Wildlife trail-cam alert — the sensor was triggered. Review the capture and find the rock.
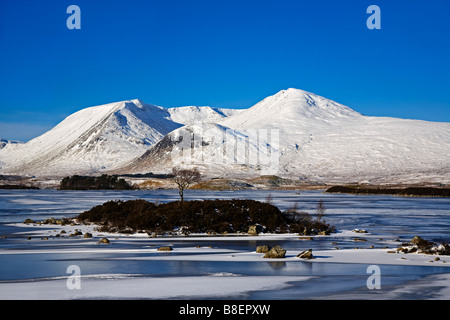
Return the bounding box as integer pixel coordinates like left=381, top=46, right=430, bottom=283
left=43, top=218, right=57, bottom=225
left=72, top=230, right=83, bottom=236
left=297, top=249, right=314, bottom=259
left=410, top=235, right=433, bottom=248
left=263, top=245, right=286, bottom=258
left=437, top=243, right=450, bottom=255
left=84, top=232, right=92, bottom=238
left=248, top=224, right=264, bottom=236
left=157, top=246, right=173, bottom=251
left=97, top=237, right=110, bottom=244
left=256, top=245, right=271, bottom=253
left=23, top=218, right=35, bottom=224
left=352, top=229, right=368, bottom=233
left=298, top=236, right=313, bottom=240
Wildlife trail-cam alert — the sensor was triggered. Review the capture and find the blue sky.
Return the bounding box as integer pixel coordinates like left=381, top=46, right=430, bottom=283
left=0, top=0, right=449, bottom=141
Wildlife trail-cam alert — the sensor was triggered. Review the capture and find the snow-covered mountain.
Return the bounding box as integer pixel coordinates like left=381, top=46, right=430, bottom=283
left=119, top=89, right=450, bottom=184
left=0, top=99, right=240, bottom=176
left=0, top=139, right=23, bottom=150
left=1, top=88, right=449, bottom=184
left=167, top=106, right=243, bottom=125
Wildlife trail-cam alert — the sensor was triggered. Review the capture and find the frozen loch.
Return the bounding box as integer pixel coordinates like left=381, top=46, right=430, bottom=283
left=0, top=189, right=449, bottom=300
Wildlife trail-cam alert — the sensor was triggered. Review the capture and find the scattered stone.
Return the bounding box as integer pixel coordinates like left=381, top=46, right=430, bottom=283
left=396, top=236, right=450, bottom=256
left=157, top=246, right=173, bottom=251
left=27, top=236, right=31, bottom=240
left=263, top=245, right=286, bottom=259
left=256, top=245, right=271, bottom=253
left=42, top=218, right=57, bottom=225
left=297, top=249, right=314, bottom=259
left=352, top=237, right=367, bottom=242
left=72, top=230, right=83, bottom=236
left=97, top=237, right=110, bottom=244
left=248, top=224, right=264, bottom=236
left=352, top=229, right=368, bottom=233
left=411, top=235, right=433, bottom=248
left=84, top=232, right=92, bottom=238
left=298, top=236, right=313, bottom=240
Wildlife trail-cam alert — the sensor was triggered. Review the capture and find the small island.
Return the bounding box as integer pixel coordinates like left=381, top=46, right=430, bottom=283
left=59, top=174, right=135, bottom=190
left=325, top=185, right=450, bottom=197
left=76, top=198, right=335, bottom=236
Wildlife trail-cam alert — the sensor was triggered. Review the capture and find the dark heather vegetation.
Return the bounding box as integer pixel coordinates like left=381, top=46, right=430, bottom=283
left=76, top=199, right=335, bottom=235
left=60, top=174, right=134, bottom=190
left=326, top=186, right=450, bottom=197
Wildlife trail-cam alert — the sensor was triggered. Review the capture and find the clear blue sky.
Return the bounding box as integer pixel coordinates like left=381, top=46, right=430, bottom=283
left=1, top=0, right=449, bottom=141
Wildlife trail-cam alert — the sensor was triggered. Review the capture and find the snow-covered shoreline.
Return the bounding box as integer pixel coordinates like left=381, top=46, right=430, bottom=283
left=1, top=220, right=450, bottom=300
left=4, top=222, right=449, bottom=267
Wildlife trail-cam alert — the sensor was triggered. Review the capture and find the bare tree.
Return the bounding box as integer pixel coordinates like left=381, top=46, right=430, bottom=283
left=265, top=192, right=273, bottom=205
left=316, top=199, right=326, bottom=222
left=172, top=167, right=201, bottom=203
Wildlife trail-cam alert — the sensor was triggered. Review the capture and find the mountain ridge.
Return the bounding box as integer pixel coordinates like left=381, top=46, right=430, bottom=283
left=0, top=99, right=240, bottom=176
left=1, top=89, right=449, bottom=185
left=115, top=89, right=450, bottom=184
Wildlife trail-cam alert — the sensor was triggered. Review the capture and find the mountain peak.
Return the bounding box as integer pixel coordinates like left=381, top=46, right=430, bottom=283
left=129, top=98, right=145, bottom=106
left=220, top=88, right=361, bottom=130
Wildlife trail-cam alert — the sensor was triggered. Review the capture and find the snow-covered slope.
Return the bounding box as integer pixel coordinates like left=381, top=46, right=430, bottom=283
left=167, top=106, right=243, bottom=125
left=120, top=89, right=450, bottom=184
left=0, top=139, right=23, bottom=150
left=0, top=99, right=180, bottom=175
